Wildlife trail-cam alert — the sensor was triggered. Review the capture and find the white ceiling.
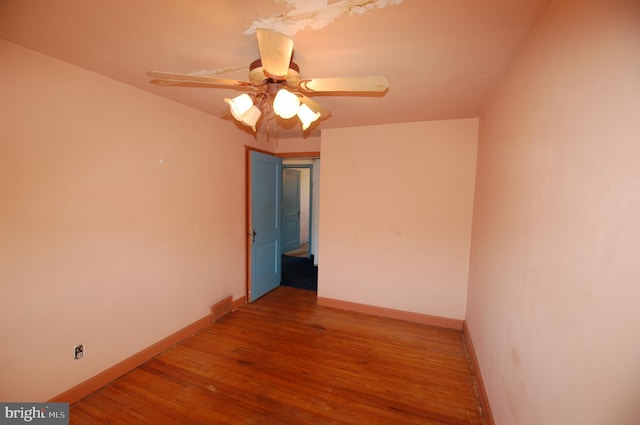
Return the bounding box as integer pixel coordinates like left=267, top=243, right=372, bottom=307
left=0, top=0, right=549, bottom=139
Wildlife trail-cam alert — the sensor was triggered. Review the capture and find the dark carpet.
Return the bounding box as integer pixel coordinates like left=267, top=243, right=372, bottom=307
left=281, top=255, right=318, bottom=291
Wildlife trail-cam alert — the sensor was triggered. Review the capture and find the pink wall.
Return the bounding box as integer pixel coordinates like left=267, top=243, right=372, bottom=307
left=274, top=135, right=321, bottom=154
left=0, top=40, right=264, bottom=401
left=319, top=120, right=478, bottom=320
left=466, top=0, right=640, bottom=423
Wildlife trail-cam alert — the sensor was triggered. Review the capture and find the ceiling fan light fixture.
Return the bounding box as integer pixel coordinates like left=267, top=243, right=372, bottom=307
left=272, top=88, right=300, bottom=119
left=225, top=94, right=261, bottom=132
left=225, top=93, right=254, bottom=120
left=297, top=104, right=321, bottom=131
left=149, top=29, right=391, bottom=136
left=240, top=105, right=262, bottom=132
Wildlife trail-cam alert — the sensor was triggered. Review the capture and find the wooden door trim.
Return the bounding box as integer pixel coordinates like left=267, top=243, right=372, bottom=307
left=276, top=151, right=320, bottom=158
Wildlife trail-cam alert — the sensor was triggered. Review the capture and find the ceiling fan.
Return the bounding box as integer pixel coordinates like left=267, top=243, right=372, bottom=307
left=147, top=28, right=390, bottom=133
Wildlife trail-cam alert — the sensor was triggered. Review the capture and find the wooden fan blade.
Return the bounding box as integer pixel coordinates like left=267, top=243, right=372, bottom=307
left=299, top=94, right=331, bottom=117
left=255, top=28, right=294, bottom=80
left=149, top=80, right=257, bottom=91
left=147, top=71, right=253, bottom=88
left=298, top=75, right=390, bottom=93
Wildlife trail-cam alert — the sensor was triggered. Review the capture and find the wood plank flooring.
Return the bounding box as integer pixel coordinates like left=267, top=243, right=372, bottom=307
left=70, top=287, right=485, bottom=424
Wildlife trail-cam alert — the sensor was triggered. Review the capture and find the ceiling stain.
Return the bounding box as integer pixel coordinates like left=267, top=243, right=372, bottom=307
left=244, top=0, right=405, bottom=37
left=192, top=65, right=249, bottom=77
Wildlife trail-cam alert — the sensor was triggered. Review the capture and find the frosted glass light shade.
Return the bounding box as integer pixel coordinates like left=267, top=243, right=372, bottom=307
left=225, top=94, right=261, bottom=132
left=241, top=105, right=262, bottom=132
left=225, top=94, right=254, bottom=121
left=297, top=104, right=321, bottom=130
left=273, top=89, right=300, bottom=119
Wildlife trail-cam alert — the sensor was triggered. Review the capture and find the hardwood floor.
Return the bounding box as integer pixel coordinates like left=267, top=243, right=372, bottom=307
left=70, top=287, right=485, bottom=424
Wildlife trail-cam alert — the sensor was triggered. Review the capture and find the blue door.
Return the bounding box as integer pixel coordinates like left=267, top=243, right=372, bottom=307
left=281, top=169, right=301, bottom=254
left=249, top=151, right=282, bottom=301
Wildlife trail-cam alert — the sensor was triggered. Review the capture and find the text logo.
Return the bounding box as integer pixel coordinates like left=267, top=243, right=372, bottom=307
left=0, top=403, right=68, bottom=424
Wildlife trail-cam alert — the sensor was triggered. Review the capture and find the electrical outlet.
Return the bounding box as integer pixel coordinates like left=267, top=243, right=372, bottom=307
left=74, top=344, right=84, bottom=360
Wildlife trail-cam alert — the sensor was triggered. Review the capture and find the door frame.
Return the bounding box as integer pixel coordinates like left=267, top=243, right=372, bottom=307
left=244, top=148, right=320, bottom=300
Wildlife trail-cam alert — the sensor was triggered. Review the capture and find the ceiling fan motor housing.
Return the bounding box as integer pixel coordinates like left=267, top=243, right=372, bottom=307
left=249, top=59, right=300, bottom=86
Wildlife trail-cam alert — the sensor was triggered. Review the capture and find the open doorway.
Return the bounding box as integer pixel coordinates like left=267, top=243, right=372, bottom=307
left=245, top=150, right=320, bottom=301
left=281, top=160, right=318, bottom=291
